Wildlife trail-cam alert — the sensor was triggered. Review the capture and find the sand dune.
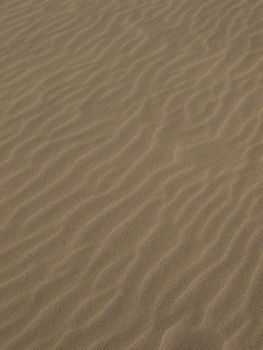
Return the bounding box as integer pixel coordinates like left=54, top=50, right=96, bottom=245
left=0, top=0, right=263, bottom=349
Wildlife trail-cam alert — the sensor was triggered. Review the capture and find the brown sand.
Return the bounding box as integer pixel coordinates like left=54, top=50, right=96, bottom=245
left=0, top=0, right=263, bottom=349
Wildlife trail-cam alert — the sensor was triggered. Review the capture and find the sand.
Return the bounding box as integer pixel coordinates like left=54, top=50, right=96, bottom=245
left=0, top=0, right=263, bottom=349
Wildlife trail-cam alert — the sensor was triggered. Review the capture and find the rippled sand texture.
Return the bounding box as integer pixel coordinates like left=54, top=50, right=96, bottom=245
left=1, top=0, right=263, bottom=349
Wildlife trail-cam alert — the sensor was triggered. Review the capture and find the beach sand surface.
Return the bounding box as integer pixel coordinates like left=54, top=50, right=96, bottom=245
left=0, top=0, right=263, bottom=349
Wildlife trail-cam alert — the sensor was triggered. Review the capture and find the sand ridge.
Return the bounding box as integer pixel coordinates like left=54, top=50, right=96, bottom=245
left=0, top=0, right=263, bottom=349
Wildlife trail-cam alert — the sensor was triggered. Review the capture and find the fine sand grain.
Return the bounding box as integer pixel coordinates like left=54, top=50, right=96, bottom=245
left=1, top=0, right=263, bottom=349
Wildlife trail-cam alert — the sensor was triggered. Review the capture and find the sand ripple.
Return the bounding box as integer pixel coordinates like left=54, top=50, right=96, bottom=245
left=0, top=0, right=263, bottom=349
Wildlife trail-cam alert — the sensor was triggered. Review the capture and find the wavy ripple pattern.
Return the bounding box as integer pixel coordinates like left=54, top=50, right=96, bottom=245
left=0, top=0, right=263, bottom=349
